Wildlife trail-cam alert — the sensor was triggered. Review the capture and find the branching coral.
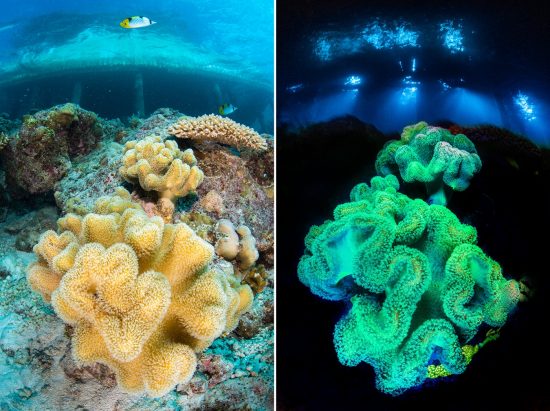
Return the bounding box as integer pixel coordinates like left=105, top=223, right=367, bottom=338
left=27, top=187, right=253, bottom=397
left=298, top=175, right=519, bottom=395
left=119, top=135, right=204, bottom=221
left=168, top=114, right=268, bottom=152
left=375, top=122, right=481, bottom=205
left=215, top=219, right=259, bottom=270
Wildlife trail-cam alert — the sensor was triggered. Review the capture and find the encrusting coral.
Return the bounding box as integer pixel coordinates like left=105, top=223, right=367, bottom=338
left=168, top=114, right=268, bottom=152
left=27, top=187, right=253, bottom=397
left=215, top=219, right=259, bottom=270
left=299, top=155, right=519, bottom=394
left=119, top=135, right=204, bottom=221
left=375, top=121, right=482, bottom=205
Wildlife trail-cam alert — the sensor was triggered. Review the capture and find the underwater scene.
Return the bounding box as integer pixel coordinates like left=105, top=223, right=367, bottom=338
left=0, top=0, right=273, bottom=410
left=278, top=1, right=548, bottom=148
left=277, top=0, right=549, bottom=410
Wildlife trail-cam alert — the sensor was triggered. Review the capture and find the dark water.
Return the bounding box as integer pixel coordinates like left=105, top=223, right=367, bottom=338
left=277, top=0, right=550, bottom=146
left=276, top=117, right=550, bottom=410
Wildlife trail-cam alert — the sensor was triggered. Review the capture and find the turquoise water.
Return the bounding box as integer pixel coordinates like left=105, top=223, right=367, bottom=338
left=0, top=0, right=273, bottom=132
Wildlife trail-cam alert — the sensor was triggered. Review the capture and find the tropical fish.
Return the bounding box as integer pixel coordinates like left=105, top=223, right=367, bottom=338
left=218, top=103, right=237, bottom=116
left=120, top=16, right=157, bottom=29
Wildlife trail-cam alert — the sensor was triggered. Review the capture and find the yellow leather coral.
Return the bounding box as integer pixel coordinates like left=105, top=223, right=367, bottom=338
left=215, top=219, right=259, bottom=270
left=168, top=114, right=268, bottom=152
left=27, top=187, right=253, bottom=397
left=120, top=135, right=204, bottom=201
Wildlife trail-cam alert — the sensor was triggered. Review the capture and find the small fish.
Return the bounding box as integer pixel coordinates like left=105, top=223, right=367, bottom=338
left=120, top=16, right=157, bottom=29
left=218, top=103, right=237, bottom=116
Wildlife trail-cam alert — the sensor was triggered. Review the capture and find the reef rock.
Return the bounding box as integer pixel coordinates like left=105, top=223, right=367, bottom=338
left=190, top=144, right=274, bottom=264
left=2, top=206, right=58, bottom=252
left=1, top=104, right=104, bottom=194
left=54, top=141, right=124, bottom=215
left=121, top=107, right=184, bottom=144
left=0, top=112, right=18, bottom=135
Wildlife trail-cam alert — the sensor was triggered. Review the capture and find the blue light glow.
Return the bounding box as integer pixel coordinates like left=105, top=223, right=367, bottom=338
left=313, top=20, right=419, bottom=61
left=345, top=75, right=362, bottom=86
left=439, top=80, right=451, bottom=91
left=361, top=21, right=419, bottom=49
left=286, top=83, right=304, bottom=94
left=342, top=88, right=359, bottom=97
left=402, top=75, right=420, bottom=86
left=310, top=91, right=359, bottom=119
left=400, top=76, right=420, bottom=104
left=514, top=92, right=536, bottom=121
left=411, top=58, right=416, bottom=72
left=314, top=36, right=332, bottom=61
left=398, top=60, right=403, bottom=71
left=401, top=86, right=417, bottom=100
left=439, top=20, right=464, bottom=53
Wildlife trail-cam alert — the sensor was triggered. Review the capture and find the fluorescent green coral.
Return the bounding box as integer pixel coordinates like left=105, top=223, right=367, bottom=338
left=298, top=175, right=519, bottom=395
left=375, top=122, right=482, bottom=205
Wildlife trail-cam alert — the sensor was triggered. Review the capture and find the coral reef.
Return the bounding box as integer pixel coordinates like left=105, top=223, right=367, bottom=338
left=240, top=264, right=269, bottom=294
left=0, top=105, right=273, bottom=409
left=0, top=112, right=18, bottom=135
left=298, top=120, right=523, bottom=397
left=27, top=188, right=254, bottom=397
left=168, top=114, right=268, bottom=152
left=199, top=190, right=226, bottom=217
left=215, top=219, right=259, bottom=270
left=0, top=133, right=8, bottom=152
left=120, top=135, right=204, bottom=222
left=0, top=170, right=8, bottom=221
left=3, top=206, right=58, bottom=252
left=375, top=121, right=482, bottom=205
left=0, top=218, right=273, bottom=411
left=120, top=135, right=203, bottom=201
left=1, top=104, right=103, bottom=194
left=54, top=141, right=125, bottom=215
left=299, top=174, right=519, bottom=395
left=190, top=144, right=274, bottom=266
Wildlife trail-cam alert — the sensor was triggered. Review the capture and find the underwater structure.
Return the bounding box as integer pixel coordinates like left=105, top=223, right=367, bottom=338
left=298, top=122, right=522, bottom=395
left=0, top=105, right=274, bottom=410
left=278, top=3, right=550, bottom=147
left=0, top=9, right=273, bottom=133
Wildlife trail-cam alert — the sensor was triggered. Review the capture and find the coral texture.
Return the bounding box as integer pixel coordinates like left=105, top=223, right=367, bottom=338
left=375, top=122, right=482, bottom=205
left=120, top=135, right=204, bottom=201
left=54, top=141, right=125, bottom=215
left=1, top=103, right=103, bottom=193
left=190, top=145, right=274, bottom=265
left=27, top=188, right=253, bottom=397
left=0, top=132, right=8, bottom=151
left=215, top=219, right=259, bottom=270
left=298, top=174, right=519, bottom=395
left=168, top=114, right=268, bottom=152
left=0, top=112, right=17, bottom=135
left=3, top=206, right=58, bottom=252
